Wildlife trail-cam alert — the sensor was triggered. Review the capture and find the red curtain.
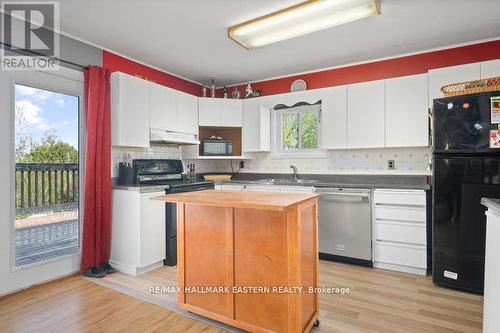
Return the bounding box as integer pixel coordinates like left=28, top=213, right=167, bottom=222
left=80, top=66, right=112, bottom=273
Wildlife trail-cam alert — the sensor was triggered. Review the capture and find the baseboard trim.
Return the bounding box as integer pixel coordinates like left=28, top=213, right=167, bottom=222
left=319, top=253, right=373, bottom=267
left=137, top=262, right=163, bottom=275
left=374, top=261, right=427, bottom=276
left=110, top=260, right=164, bottom=277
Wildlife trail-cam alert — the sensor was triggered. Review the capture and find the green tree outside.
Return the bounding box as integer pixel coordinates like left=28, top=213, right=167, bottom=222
left=282, top=109, right=319, bottom=150
left=20, top=129, right=78, bottom=163
left=16, top=129, right=79, bottom=217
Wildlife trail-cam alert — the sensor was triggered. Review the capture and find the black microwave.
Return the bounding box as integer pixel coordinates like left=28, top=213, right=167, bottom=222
left=202, top=140, right=233, bottom=156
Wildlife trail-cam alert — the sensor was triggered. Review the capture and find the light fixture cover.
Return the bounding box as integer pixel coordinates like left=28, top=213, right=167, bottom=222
left=228, top=0, right=381, bottom=49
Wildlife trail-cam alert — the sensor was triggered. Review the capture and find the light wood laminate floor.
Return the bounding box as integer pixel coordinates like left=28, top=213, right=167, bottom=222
left=0, top=275, right=225, bottom=333
left=0, top=261, right=483, bottom=332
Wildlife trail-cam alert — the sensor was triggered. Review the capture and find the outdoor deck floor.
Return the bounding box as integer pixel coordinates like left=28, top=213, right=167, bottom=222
left=15, top=211, right=79, bottom=266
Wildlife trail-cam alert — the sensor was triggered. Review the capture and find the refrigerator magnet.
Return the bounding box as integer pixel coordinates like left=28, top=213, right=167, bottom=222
left=491, top=96, right=500, bottom=124
left=490, top=129, right=500, bottom=148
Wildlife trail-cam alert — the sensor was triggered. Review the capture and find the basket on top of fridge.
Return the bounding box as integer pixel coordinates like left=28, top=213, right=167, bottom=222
left=441, top=76, right=500, bottom=97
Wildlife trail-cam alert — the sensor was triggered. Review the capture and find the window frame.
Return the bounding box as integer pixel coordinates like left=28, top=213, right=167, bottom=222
left=272, top=103, right=326, bottom=158
left=10, top=67, right=84, bottom=271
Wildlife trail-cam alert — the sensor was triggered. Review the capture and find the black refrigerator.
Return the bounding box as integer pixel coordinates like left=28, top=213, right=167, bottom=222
left=432, top=91, right=500, bottom=294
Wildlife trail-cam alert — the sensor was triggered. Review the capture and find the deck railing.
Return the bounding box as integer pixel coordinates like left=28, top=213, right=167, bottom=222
left=15, top=163, right=79, bottom=217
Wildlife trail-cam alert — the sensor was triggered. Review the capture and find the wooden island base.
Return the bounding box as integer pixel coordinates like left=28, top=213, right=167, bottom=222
left=154, top=190, right=319, bottom=333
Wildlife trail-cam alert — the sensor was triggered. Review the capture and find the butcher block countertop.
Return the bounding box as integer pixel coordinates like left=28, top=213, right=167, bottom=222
left=152, top=189, right=319, bottom=211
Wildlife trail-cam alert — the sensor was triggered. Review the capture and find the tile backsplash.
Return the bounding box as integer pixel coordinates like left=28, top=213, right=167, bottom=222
left=197, top=147, right=432, bottom=175
left=113, top=146, right=431, bottom=178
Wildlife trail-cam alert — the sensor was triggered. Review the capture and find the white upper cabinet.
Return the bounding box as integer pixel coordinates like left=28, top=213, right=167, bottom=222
left=199, top=97, right=243, bottom=127
left=149, top=81, right=177, bottom=132
left=176, top=91, right=198, bottom=135
left=321, top=86, right=347, bottom=149
left=386, top=74, right=429, bottom=147
left=481, top=59, right=500, bottom=78
left=428, top=63, right=481, bottom=107
left=243, top=97, right=271, bottom=152
left=198, top=98, right=221, bottom=126
left=347, top=80, right=385, bottom=149
left=111, top=72, right=150, bottom=148
left=220, top=99, right=243, bottom=126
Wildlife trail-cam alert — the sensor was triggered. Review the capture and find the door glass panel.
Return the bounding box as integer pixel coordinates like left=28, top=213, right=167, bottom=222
left=14, top=84, right=80, bottom=267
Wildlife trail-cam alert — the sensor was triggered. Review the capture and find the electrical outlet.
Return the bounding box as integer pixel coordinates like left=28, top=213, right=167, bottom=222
left=387, top=160, right=395, bottom=170
left=239, top=161, right=244, bottom=169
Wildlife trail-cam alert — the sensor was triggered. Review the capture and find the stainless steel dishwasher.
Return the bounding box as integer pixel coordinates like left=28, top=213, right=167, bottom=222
left=316, top=187, right=372, bottom=266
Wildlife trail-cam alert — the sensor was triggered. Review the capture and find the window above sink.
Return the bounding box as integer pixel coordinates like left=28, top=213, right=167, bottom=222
left=272, top=102, right=327, bottom=159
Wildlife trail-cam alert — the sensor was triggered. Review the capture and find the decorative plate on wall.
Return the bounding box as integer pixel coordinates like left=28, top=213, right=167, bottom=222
left=291, top=79, right=307, bottom=92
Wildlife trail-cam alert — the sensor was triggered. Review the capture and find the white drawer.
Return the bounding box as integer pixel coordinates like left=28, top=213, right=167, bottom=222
left=374, top=221, right=426, bottom=245
left=374, top=189, right=426, bottom=206
left=220, top=185, right=243, bottom=191
left=280, top=186, right=314, bottom=194
left=375, top=205, right=426, bottom=222
left=374, top=241, right=426, bottom=269
left=243, top=185, right=280, bottom=192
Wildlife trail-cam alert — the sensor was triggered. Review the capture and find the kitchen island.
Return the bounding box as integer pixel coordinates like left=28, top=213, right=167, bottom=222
left=153, top=190, right=320, bottom=333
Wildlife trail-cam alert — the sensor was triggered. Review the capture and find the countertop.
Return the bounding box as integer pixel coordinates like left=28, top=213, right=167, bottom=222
left=214, top=173, right=431, bottom=190
left=152, top=189, right=319, bottom=211
left=481, top=198, right=500, bottom=215
left=112, top=174, right=430, bottom=192
left=112, top=184, right=168, bottom=193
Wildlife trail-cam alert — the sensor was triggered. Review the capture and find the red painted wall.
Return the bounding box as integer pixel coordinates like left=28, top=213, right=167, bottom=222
left=102, top=51, right=202, bottom=96
left=218, top=40, right=500, bottom=97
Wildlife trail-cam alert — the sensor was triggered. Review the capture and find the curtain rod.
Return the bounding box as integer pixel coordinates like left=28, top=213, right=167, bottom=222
left=0, top=42, right=86, bottom=70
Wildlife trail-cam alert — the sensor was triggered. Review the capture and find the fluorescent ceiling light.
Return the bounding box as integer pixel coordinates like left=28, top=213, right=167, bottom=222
left=228, top=0, right=381, bottom=49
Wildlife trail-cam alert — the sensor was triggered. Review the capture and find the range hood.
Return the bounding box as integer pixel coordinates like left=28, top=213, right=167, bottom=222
left=150, top=128, right=200, bottom=145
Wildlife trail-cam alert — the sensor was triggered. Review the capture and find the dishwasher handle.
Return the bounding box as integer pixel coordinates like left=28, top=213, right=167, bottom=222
left=319, top=192, right=370, bottom=203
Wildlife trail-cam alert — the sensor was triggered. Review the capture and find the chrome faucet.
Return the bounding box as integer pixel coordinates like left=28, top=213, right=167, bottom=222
left=290, top=165, right=299, bottom=181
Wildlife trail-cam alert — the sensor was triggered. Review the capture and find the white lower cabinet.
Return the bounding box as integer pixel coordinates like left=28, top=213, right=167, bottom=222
left=110, top=190, right=166, bottom=276
left=220, top=184, right=244, bottom=191
left=374, top=241, right=427, bottom=270
left=279, top=186, right=315, bottom=194
left=373, top=189, right=427, bottom=276
left=243, top=184, right=281, bottom=192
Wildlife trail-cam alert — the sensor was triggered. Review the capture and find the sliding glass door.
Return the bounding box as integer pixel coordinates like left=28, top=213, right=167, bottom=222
left=14, top=84, right=81, bottom=267
left=0, top=67, right=83, bottom=295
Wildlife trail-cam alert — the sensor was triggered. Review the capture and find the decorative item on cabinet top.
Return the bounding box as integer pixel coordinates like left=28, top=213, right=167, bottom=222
left=231, top=87, right=241, bottom=99
left=291, top=79, right=307, bottom=92
left=210, top=79, right=216, bottom=98
left=245, top=83, right=261, bottom=98
left=133, top=74, right=155, bottom=83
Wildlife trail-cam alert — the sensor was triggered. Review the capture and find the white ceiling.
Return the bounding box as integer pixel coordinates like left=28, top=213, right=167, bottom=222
left=58, top=0, right=500, bottom=86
